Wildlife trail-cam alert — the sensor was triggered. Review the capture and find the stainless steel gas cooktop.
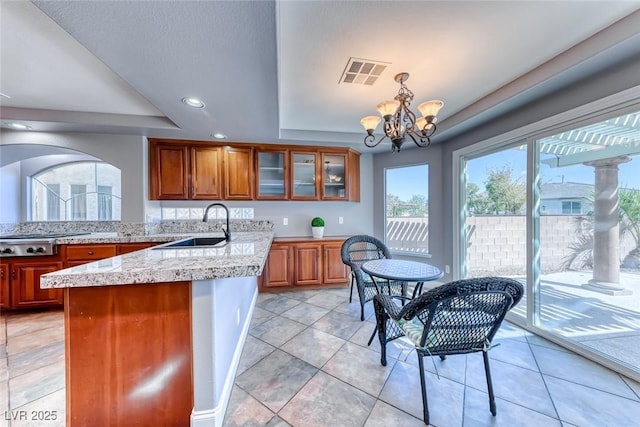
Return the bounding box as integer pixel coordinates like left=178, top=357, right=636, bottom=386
left=0, top=232, right=90, bottom=257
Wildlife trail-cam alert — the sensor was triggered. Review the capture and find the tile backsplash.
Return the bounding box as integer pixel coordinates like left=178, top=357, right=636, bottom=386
left=161, top=207, right=254, bottom=220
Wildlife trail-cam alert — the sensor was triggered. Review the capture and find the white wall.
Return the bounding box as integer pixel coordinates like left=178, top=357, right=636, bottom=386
left=0, top=162, right=20, bottom=223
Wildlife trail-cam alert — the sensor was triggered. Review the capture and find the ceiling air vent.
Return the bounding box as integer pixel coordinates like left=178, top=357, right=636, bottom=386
left=339, top=58, right=389, bottom=85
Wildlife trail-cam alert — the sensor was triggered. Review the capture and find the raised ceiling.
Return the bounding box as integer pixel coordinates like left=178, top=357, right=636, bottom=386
left=1, top=1, right=639, bottom=151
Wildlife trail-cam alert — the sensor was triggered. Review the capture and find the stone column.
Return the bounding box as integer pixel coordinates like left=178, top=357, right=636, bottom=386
left=583, top=156, right=632, bottom=295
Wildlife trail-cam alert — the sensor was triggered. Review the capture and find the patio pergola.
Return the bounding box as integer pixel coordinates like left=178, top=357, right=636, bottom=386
left=540, top=112, right=640, bottom=295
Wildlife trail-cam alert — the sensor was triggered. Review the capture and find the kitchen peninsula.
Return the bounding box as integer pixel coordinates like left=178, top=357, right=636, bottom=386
left=40, top=231, right=273, bottom=427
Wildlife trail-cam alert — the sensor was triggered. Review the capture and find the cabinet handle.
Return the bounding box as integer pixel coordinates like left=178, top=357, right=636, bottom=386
left=11, top=270, right=16, bottom=280
left=0, top=269, right=3, bottom=279
left=87, top=251, right=94, bottom=256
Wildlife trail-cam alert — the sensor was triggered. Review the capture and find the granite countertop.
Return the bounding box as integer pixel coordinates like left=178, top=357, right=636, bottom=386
left=54, top=232, right=194, bottom=244
left=41, top=231, right=274, bottom=289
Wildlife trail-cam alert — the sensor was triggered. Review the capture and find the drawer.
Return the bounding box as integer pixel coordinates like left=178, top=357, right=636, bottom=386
left=66, top=245, right=117, bottom=261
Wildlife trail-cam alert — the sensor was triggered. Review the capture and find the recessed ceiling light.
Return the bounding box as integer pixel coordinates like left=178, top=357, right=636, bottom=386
left=181, top=97, right=205, bottom=108
left=7, top=123, right=31, bottom=130
left=211, top=133, right=227, bottom=139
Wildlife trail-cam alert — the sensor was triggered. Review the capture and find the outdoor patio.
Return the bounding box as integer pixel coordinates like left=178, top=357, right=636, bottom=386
left=509, top=270, right=640, bottom=373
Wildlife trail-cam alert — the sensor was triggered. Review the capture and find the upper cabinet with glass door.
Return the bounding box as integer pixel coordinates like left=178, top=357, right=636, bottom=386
left=256, top=150, right=289, bottom=199
left=321, top=153, right=347, bottom=200
left=291, top=151, right=320, bottom=200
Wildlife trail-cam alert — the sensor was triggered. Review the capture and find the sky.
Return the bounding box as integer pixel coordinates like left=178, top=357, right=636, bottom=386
left=386, top=164, right=428, bottom=201
left=386, top=149, right=640, bottom=202
left=467, top=148, right=640, bottom=190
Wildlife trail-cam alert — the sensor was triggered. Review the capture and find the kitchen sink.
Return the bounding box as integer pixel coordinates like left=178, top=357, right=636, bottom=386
left=153, top=237, right=227, bottom=249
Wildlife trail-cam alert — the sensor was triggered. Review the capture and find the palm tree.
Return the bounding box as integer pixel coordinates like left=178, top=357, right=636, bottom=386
left=561, top=216, right=594, bottom=270
left=620, top=189, right=640, bottom=268
left=561, top=188, right=640, bottom=270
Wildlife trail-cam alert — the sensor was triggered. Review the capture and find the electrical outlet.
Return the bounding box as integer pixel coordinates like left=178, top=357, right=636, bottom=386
left=283, top=217, right=288, bottom=225
left=445, top=265, right=451, bottom=274
left=338, top=216, right=343, bottom=224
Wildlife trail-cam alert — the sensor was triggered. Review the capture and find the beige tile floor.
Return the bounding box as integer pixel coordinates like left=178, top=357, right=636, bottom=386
left=2, top=286, right=640, bottom=426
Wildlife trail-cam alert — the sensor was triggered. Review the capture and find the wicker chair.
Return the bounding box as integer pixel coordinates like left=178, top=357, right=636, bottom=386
left=373, top=277, right=524, bottom=425
left=341, top=235, right=407, bottom=321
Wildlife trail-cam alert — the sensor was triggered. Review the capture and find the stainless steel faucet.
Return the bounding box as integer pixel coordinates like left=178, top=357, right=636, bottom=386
left=202, top=203, right=231, bottom=241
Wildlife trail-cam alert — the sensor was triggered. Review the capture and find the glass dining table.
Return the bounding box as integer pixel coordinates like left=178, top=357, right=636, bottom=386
left=361, top=259, right=444, bottom=299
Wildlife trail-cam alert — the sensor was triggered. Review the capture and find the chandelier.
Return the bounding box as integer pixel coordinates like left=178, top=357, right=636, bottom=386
left=360, top=72, right=443, bottom=152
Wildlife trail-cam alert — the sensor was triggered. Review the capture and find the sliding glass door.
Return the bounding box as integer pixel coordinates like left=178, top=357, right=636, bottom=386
left=460, top=143, right=528, bottom=322
left=535, top=114, right=640, bottom=373
left=457, top=110, right=640, bottom=378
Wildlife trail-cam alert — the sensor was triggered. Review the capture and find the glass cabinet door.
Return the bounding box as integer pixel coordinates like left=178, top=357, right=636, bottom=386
left=322, top=153, right=347, bottom=200
left=256, top=150, right=288, bottom=199
left=291, top=152, right=319, bottom=199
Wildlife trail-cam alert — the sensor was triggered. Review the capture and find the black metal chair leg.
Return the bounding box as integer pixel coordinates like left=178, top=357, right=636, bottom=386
left=374, top=308, right=388, bottom=366
left=417, top=354, right=430, bottom=425
left=349, top=275, right=354, bottom=303
left=483, top=351, right=497, bottom=416
left=360, top=301, right=365, bottom=321
left=380, top=337, right=387, bottom=366
left=367, top=325, right=377, bottom=346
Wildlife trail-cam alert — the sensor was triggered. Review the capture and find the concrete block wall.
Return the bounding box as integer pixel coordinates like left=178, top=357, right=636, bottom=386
left=465, top=215, right=636, bottom=276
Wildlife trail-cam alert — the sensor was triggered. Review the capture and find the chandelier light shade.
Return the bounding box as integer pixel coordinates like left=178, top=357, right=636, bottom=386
left=360, top=115, right=381, bottom=132
left=360, top=72, right=443, bottom=152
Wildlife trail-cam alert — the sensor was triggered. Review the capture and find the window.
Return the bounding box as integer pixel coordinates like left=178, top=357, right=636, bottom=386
left=31, top=162, right=121, bottom=221
left=70, top=184, right=87, bottom=220
left=46, top=184, right=61, bottom=220
left=561, top=200, right=582, bottom=214
left=385, top=164, right=429, bottom=255
left=98, top=185, right=112, bottom=220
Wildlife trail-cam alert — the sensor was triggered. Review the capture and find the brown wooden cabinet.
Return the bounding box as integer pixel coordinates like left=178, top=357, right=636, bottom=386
left=118, top=243, right=156, bottom=254
left=255, top=149, right=289, bottom=200
left=261, top=243, right=292, bottom=288
left=149, top=140, right=222, bottom=200
left=9, top=259, right=64, bottom=309
left=191, top=146, right=222, bottom=199
left=291, top=151, right=320, bottom=200
left=294, top=243, right=322, bottom=285
left=0, top=263, right=9, bottom=309
left=323, top=241, right=349, bottom=284
left=346, top=150, right=360, bottom=202
left=320, top=152, right=346, bottom=201
left=149, top=143, right=190, bottom=199
left=1, top=242, right=161, bottom=310
left=65, top=244, right=117, bottom=267
left=64, top=281, right=192, bottom=425
left=223, top=146, right=254, bottom=199
left=320, top=150, right=360, bottom=202
left=259, top=237, right=349, bottom=291
left=149, top=138, right=360, bottom=202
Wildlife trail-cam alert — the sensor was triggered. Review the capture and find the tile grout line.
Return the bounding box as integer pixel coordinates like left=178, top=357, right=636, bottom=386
left=251, top=294, right=391, bottom=426
left=526, top=335, right=563, bottom=423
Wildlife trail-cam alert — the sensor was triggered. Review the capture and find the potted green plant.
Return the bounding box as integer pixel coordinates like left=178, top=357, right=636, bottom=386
left=311, top=217, right=325, bottom=239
